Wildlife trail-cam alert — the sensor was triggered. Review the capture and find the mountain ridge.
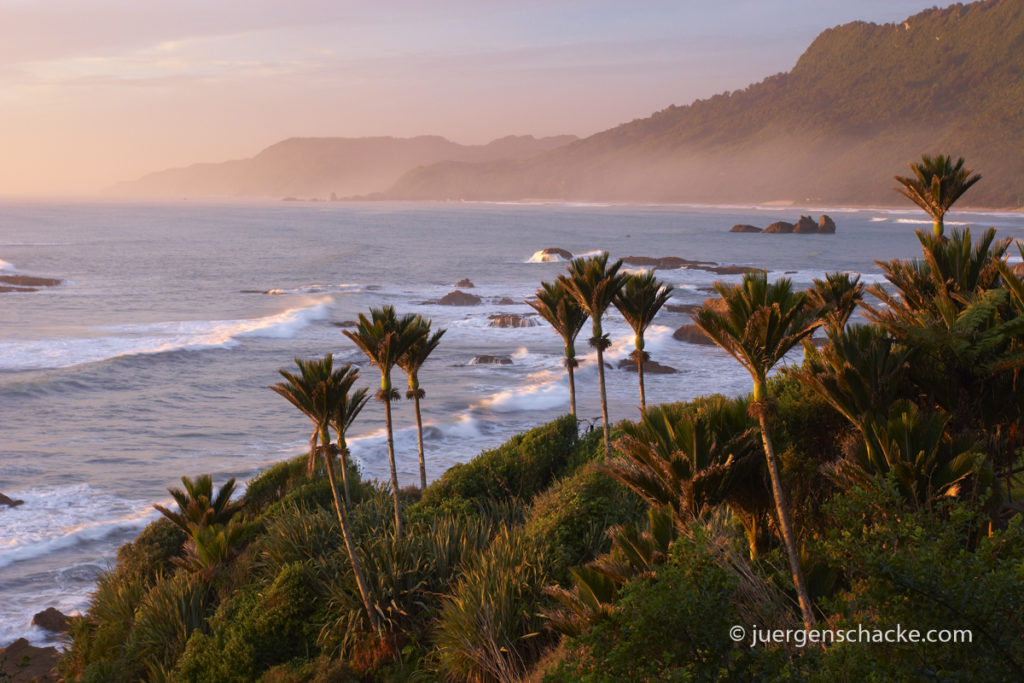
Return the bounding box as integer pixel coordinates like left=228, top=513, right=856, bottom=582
left=381, top=0, right=1024, bottom=208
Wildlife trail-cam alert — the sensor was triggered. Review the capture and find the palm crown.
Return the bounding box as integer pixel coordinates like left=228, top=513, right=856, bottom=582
left=344, top=305, right=426, bottom=400
left=894, top=154, right=981, bottom=237
left=693, top=272, right=820, bottom=399
left=559, top=252, right=628, bottom=349
left=529, top=279, right=589, bottom=365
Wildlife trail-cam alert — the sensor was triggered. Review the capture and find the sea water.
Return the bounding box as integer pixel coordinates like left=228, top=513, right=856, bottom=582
left=1, top=200, right=1021, bottom=647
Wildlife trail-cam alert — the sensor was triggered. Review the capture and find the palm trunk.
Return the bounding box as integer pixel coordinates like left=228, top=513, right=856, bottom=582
left=637, top=355, right=646, bottom=412
left=757, top=412, right=815, bottom=631
left=933, top=216, right=944, bottom=237
left=596, top=346, right=610, bottom=459
left=383, top=398, right=404, bottom=535
left=323, top=444, right=380, bottom=633
left=338, top=443, right=352, bottom=507
left=567, top=360, right=577, bottom=417
left=413, top=393, right=427, bottom=490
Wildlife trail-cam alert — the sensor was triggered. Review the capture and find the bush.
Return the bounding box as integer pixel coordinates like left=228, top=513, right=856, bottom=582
left=415, top=415, right=579, bottom=514
left=113, top=517, right=187, bottom=582
left=812, top=481, right=1024, bottom=681
left=523, top=463, right=644, bottom=583
left=432, top=527, right=551, bottom=682
left=174, top=562, right=326, bottom=682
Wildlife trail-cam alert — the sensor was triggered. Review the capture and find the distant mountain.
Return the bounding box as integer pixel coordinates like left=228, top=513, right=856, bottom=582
left=110, top=135, right=577, bottom=199
left=382, top=0, right=1024, bottom=208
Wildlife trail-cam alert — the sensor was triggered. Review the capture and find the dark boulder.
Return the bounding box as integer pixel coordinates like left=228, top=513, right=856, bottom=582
left=730, top=224, right=762, bottom=233
left=819, top=215, right=837, bottom=234
left=0, top=638, right=59, bottom=682
left=469, top=355, right=513, bottom=365
left=487, top=313, right=539, bottom=328
left=532, top=247, right=573, bottom=262
left=673, top=324, right=716, bottom=345
left=32, top=607, right=72, bottom=634
left=793, top=216, right=819, bottom=233
left=438, top=290, right=482, bottom=306
left=0, top=274, right=61, bottom=287
left=764, top=221, right=795, bottom=234
left=615, top=358, right=678, bottom=374
left=331, top=320, right=358, bottom=328
left=0, top=492, right=24, bottom=507
left=455, top=278, right=475, bottom=288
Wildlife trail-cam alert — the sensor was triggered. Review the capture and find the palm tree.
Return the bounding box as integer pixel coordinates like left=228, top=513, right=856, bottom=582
left=344, top=306, right=426, bottom=535
left=397, top=316, right=445, bottom=490
left=270, top=355, right=380, bottom=632
left=807, top=272, right=864, bottom=337
left=154, top=474, right=243, bottom=535
left=692, top=271, right=821, bottom=630
left=560, top=253, right=629, bottom=459
left=330, top=382, right=369, bottom=507
left=527, top=279, right=589, bottom=417
left=614, top=271, right=674, bottom=411
left=894, top=154, right=981, bottom=237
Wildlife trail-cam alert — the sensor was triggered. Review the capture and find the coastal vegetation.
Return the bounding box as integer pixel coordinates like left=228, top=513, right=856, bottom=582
left=59, top=159, right=1024, bottom=681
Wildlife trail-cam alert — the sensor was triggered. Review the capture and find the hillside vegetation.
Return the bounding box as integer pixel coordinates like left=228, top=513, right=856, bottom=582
left=384, top=0, right=1024, bottom=207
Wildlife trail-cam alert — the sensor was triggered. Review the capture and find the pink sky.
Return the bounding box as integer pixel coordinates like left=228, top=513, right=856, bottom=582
left=0, top=0, right=944, bottom=196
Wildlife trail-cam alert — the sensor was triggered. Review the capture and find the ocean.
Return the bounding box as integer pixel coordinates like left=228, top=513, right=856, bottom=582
left=1, top=200, right=1021, bottom=648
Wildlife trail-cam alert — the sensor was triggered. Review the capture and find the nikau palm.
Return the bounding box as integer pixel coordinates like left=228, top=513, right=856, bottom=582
left=397, top=316, right=445, bottom=490
left=270, top=355, right=379, bottom=632
left=331, top=381, right=369, bottom=507
left=528, top=279, right=589, bottom=417
left=560, top=253, right=629, bottom=459
left=345, top=306, right=426, bottom=535
left=693, top=271, right=821, bottom=630
left=894, top=154, right=981, bottom=237
left=614, top=271, right=673, bottom=411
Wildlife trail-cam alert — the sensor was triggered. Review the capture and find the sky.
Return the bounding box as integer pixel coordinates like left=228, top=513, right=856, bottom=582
left=0, top=0, right=948, bottom=196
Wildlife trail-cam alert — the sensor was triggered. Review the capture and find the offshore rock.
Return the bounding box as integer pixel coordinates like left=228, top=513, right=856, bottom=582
left=793, top=215, right=819, bottom=233
left=819, top=214, right=837, bottom=233
left=438, top=290, right=482, bottom=306
left=487, top=313, right=539, bottom=328
left=730, top=224, right=762, bottom=233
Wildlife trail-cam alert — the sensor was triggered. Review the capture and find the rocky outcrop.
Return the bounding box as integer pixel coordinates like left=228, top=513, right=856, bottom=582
left=0, top=492, right=24, bottom=507
left=673, top=324, right=716, bottom=345
left=0, top=638, right=60, bottom=682
left=32, top=607, right=72, bottom=634
left=623, top=256, right=717, bottom=270
left=438, top=290, right=482, bottom=306
left=469, top=355, right=513, bottom=365
left=331, top=320, right=358, bottom=328
left=0, top=275, right=61, bottom=287
left=819, top=214, right=837, bottom=233
left=542, top=247, right=573, bottom=260
left=455, top=278, right=474, bottom=288
left=793, top=215, right=819, bottom=233
left=730, top=224, right=762, bottom=233
left=487, top=313, right=539, bottom=328
left=764, top=221, right=795, bottom=234
left=615, top=358, right=678, bottom=374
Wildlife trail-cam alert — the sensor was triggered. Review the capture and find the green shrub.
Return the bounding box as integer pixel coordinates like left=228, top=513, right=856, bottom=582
left=812, top=481, right=1024, bottom=682
left=113, top=517, right=187, bottom=581
left=174, top=562, right=325, bottom=682
left=417, top=415, right=579, bottom=514
left=433, top=527, right=551, bottom=682
left=524, top=463, right=644, bottom=583
left=542, top=533, right=790, bottom=682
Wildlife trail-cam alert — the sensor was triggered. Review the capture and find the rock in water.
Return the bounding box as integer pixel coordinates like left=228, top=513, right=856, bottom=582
left=0, top=492, right=24, bottom=507
left=0, top=638, right=60, bottom=682
left=32, top=607, right=72, bottom=634
left=438, top=290, right=482, bottom=306
left=819, top=214, right=837, bottom=233
left=764, top=221, right=795, bottom=234
left=793, top=215, right=819, bottom=233
left=469, top=355, right=513, bottom=365
left=455, top=278, right=475, bottom=288
left=730, top=224, right=762, bottom=233
left=673, top=324, right=716, bottom=345
left=487, top=313, right=539, bottom=328
left=615, top=358, right=678, bottom=374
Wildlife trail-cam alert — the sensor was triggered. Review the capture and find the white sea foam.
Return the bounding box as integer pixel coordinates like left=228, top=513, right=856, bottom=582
left=870, top=217, right=889, bottom=222
left=0, top=298, right=332, bottom=371
left=0, top=258, right=14, bottom=271
left=0, top=485, right=162, bottom=570
left=895, top=218, right=970, bottom=226
left=527, top=250, right=566, bottom=263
